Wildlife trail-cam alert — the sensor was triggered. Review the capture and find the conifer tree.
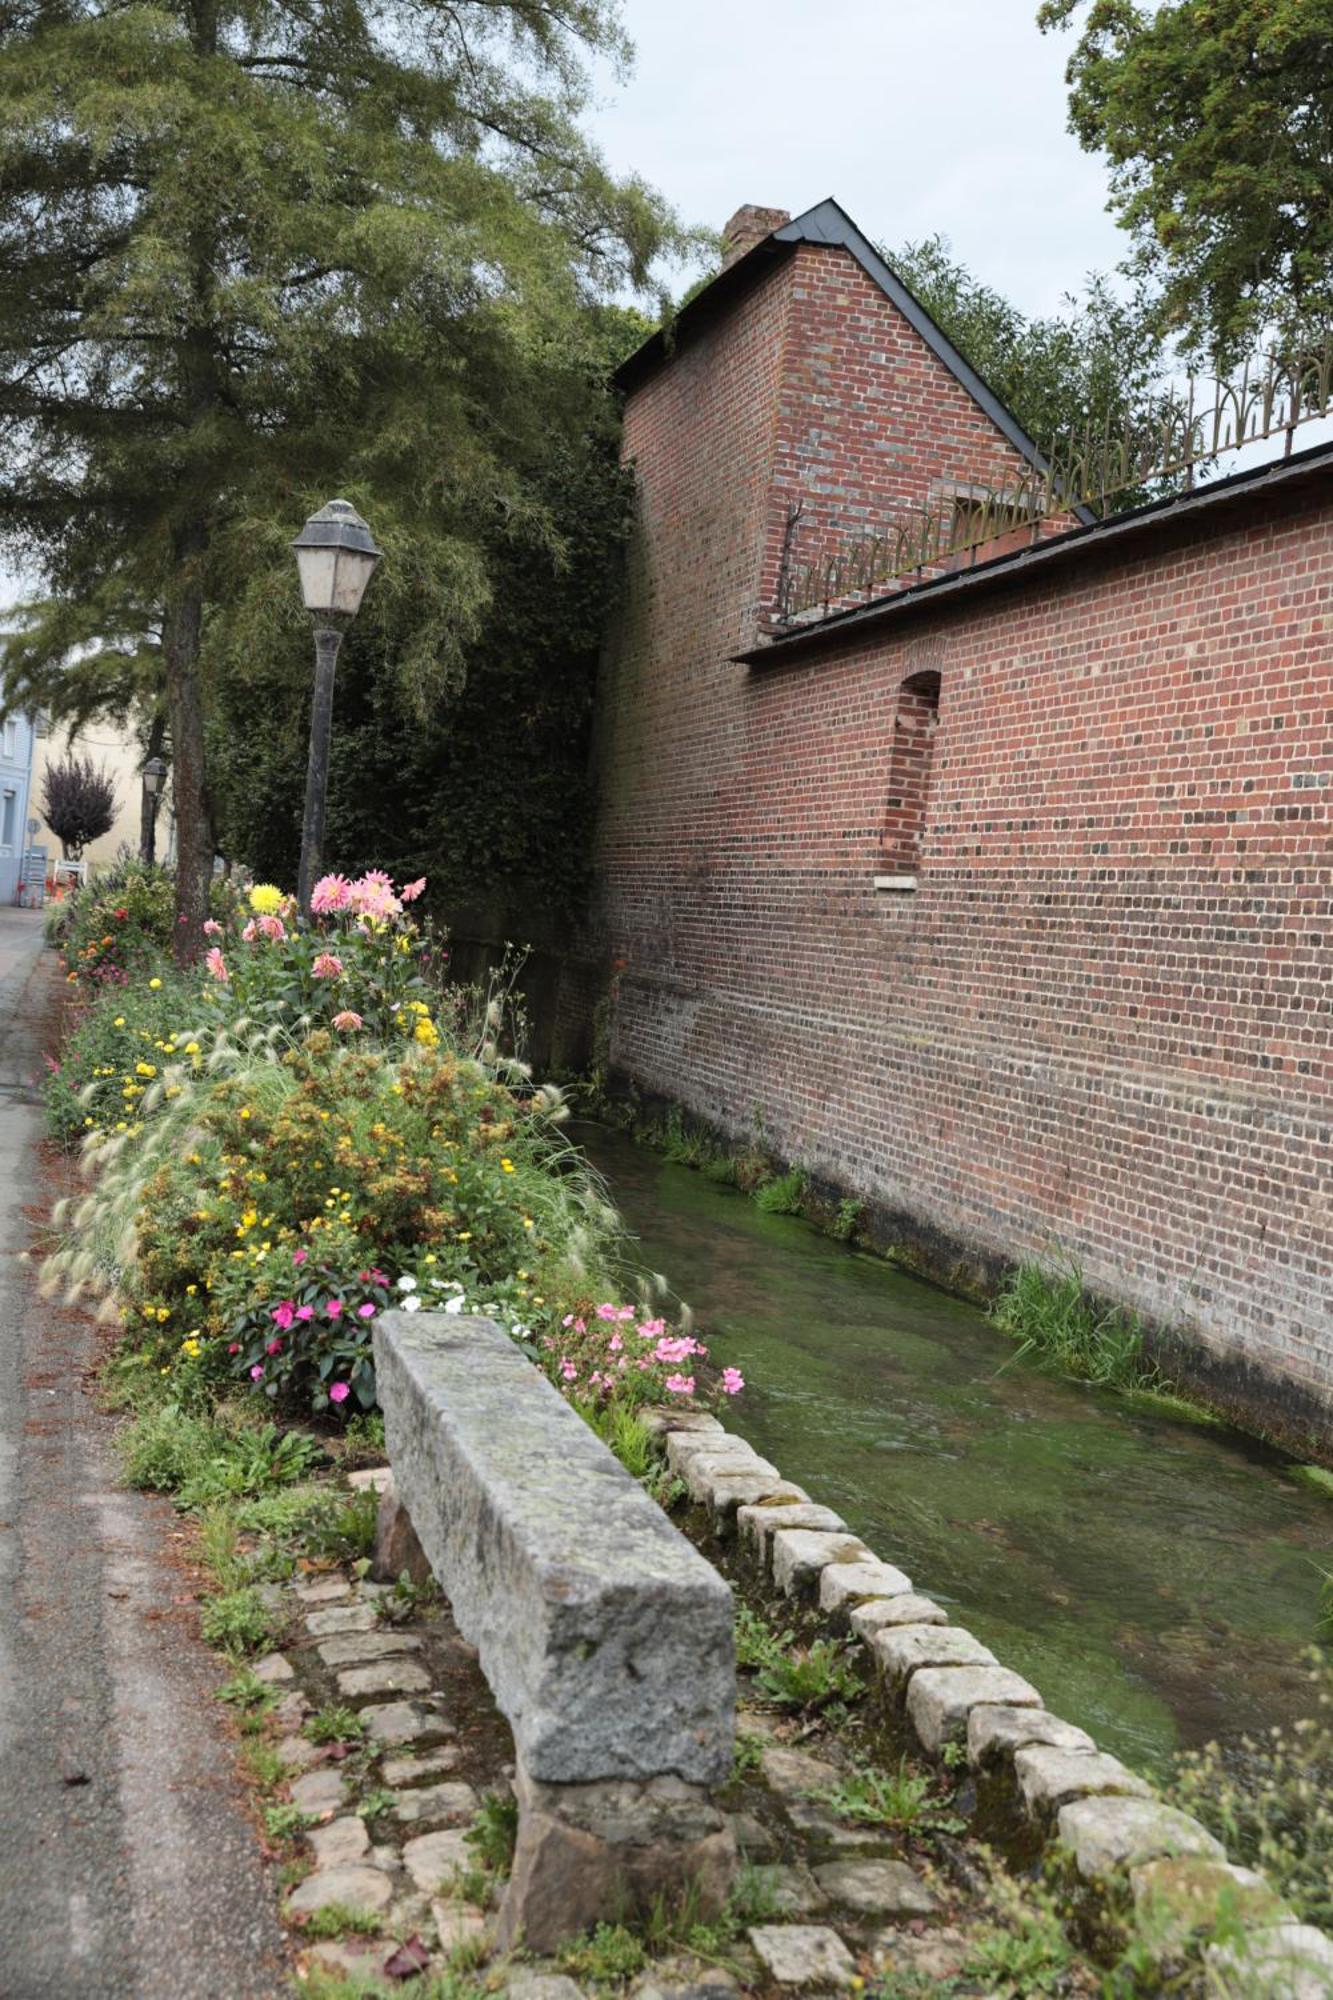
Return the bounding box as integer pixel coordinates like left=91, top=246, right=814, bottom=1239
left=0, top=0, right=680, bottom=957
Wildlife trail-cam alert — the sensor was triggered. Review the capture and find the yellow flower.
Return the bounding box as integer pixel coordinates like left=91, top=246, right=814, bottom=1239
left=500, top=1158, right=515, bottom=1173
left=114, top=1016, right=125, bottom=1027
left=185, top=1042, right=200, bottom=1057
left=413, top=1018, right=439, bottom=1047
left=149, top=978, right=161, bottom=990
left=247, top=883, right=284, bottom=915
left=239, top=1108, right=251, bottom=1120
left=240, top=1209, right=258, bottom=1228
left=180, top=1338, right=201, bottom=1359
left=136, top=1062, right=156, bottom=1078
left=186, top=1284, right=197, bottom=1295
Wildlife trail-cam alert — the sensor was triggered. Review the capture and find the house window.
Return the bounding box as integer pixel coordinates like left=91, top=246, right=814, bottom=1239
left=0, top=789, right=15, bottom=853
left=1, top=718, right=15, bottom=761
left=877, top=670, right=940, bottom=888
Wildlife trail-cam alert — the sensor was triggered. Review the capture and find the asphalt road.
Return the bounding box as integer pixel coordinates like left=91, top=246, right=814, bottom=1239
left=0, top=908, right=288, bottom=1999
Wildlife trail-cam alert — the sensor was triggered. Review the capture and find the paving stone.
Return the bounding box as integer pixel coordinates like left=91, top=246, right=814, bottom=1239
left=306, top=1937, right=397, bottom=1978
left=1057, top=1798, right=1225, bottom=1879
left=1014, top=1744, right=1153, bottom=1815
left=783, top=1802, right=892, bottom=1853
left=680, top=1447, right=781, bottom=1500
left=727, top=1813, right=779, bottom=1862
left=272, top=1690, right=312, bottom=1732
left=306, top=1601, right=378, bottom=1637
left=402, top=1827, right=472, bottom=1893
left=849, top=1594, right=948, bottom=1640
left=735, top=1707, right=786, bottom=1740
left=1129, top=1856, right=1285, bottom=1949
left=814, top=1858, right=937, bottom=1917
left=307, top=1815, right=370, bottom=1869
left=631, top=1958, right=739, bottom=2000
left=251, top=1650, right=295, bottom=1683
left=1206, top=1921, right=1333, bottom=1998
left=287, top=1863, right=395, bottom=1918
left=503, top=1975, right=587, bottom=2000
left=818, top=1559, right=913, bottom=1618
left=382, top=1745, right=463, bottom=1786
left=276, top=1733, right=320, bottom=1772
left=393, top=1780, right=480, bottom=1826
left=431, top=1900, right=491, bottom=1952
left=771, top=1531, right=869, bottom=1598
left=695, top=1467, right=807, bottom=1522
left=361, top=1699, right=455, bottom=1747
left=748, top=1925, right=857, bottom=1989
left=765, top=1864, right=828, bottom=1917
left=296, top=1576, right=354, bottom=1605
left=737, top=1502, right=847, bottom=1561
left=871, top=1623, right=997, bottom=1684
left=760, top=1746, right=842, bottom=1799
left=348, top=1466, right=395, bottom=1494
left=316, top=1628, right=424, bottom=1668
left=872, top=1926, right=971, bottom=1980
left=337, top=1657, right=433, bottom=1699
left=665, top=1430, right=767, bottom=1475
left=966, top=1704, right=1095, bottom=1767
left=289, top=1766, right=348, bottom=1814
left=907, top=1666, right=1043, bottom=1754
left=638, top=1408, right=725, bottom=1439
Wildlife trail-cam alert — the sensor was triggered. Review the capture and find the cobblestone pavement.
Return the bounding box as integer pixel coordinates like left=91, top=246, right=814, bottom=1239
left=0, top=912, right=287, bottom=1999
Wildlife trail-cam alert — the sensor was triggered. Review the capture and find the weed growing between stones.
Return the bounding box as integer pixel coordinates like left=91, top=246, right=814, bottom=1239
left=734, top=1603, right=865, bottom=1712
left=305, top=1705, right=367, bottom=1747
left=200, top=1585, right=284, bottom=1658
left=463, top=1793, right=518, bottom=1876
left=819, top=1761, right=963, bottom=1837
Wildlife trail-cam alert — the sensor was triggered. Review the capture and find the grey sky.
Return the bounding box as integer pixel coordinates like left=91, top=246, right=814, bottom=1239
left=587, top=0, right=1127, bottom=318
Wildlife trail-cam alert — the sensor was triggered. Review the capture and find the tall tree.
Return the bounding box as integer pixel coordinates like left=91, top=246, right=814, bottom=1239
left=1039, top=0, right=1333, bottom=356
left=0, top=0, right=682, bottom=959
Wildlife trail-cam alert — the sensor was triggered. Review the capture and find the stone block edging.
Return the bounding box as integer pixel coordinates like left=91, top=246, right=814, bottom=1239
left=642, top=1404, right=1333, bottom=1993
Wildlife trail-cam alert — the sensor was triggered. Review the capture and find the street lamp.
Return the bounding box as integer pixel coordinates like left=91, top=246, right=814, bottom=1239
left=141, top=754, right=167, bottom=866
left=292, top=498, right=381, bottom=915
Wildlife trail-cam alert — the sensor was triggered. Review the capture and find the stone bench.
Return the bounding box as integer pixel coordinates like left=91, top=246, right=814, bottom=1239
left=372, top=1310, right=737, bottom=1949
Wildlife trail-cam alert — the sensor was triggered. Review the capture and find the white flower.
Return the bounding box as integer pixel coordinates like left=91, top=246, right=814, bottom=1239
left=396, top=1274, right=418, bottom=1293
left=443, top=1294, right=466, bottom=1316
left=402, top=1294, right=422, bottom=1313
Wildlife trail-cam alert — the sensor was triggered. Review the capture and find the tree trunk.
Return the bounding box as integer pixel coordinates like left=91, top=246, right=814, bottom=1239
left=164, top=530, right=212, bottom=965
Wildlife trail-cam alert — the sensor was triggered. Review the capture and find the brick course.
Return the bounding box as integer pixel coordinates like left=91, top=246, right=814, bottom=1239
left=586, top=229, right=1333, bottom=1443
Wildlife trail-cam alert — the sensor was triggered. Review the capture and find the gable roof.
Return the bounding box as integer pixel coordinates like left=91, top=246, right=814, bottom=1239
left=617, top=197, right=1096, bottom=527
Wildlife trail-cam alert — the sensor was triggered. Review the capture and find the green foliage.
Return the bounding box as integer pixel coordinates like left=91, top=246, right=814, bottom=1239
left=730, top=1732, right=765, bottom=1781
left=304, top=1706, right=367, bottom=1747
left=991, top=1257, right=1157, bottom=1392
left=199, top=1586, right=278, bottom=1657
left=44, top=958, right=201, bottom=1143
left=1040, top=0, right=1333, bottom=354
left=831, top=1198, right=862, bottom=1243
left=296, top=1902, right=384, bottom=1941
left=558, top=1922, right=647, bottom=1986
left=583, top=1400, right=657, bottom=1479
left=263, top=1802, right=313, bottom=1843
left=734, top=1603, right=864, bottom=1712
left=753, top=1169, right=807, bottom=1216
left=1170, top=1652, right=1333, bottom=1927
left=820, top=1760, right=963, bottom=1836
left=464, top=1791, right=519, bottom=1877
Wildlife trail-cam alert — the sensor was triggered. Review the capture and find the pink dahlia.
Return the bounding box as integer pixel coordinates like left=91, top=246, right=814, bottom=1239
left=331, top=1009, right=363, bottom=1032
left=204, top=946, right=229, bottom=983
left=400, top=877, right=427, bottom=902
left=202, top=919, right=223, bottom=937
left=311, top=951, right=343, bottom=979
left=310, top=873, right=351, bottom=914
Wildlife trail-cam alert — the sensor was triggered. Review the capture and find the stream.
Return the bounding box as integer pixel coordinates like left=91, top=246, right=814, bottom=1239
left=581, top=1124, right=1331, bottom=1776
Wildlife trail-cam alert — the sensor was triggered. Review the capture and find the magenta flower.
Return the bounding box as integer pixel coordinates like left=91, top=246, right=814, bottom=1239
left=664, top=1373, right=695, bottom=1396
left=560, top=1358, right=578, bottom=1382
left=608, top=1332, right=624, bottom=1353
left=594, top=1303, right=619, bottom=1322
left=331, top=1010, right=363, bottom=1032
left=721, top=1367, right=745, bottom=1396
left=311, top=951, right=343, bottom=979
left=292, top=1248, right=308, bottom=1266
left=270, top=1300, right=296, bottom=1331
left=638, top=1317, right=666, bottom=1338
left=266, top=1337, right=283, bottom=1357
left=310, top=873, right=351, bottom=914
left=357, top=1302, right=376, bottom=1319
left=329, top=1381, right=350, bottom=1405
left=249, top=1364, right=264, bottom=1381
left=400, top=877, right=427, bottom=902
left=295, top=1304, right=314, bottom=1321
left=204, top=946, right=229, bottom=983
left=325, top=1298, right=344, bottom=1319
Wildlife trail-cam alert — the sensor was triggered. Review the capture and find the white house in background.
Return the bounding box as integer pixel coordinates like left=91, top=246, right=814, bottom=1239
left=32, top=718, right=169, bottom=871
left=0, top=707, right=37, bottom=904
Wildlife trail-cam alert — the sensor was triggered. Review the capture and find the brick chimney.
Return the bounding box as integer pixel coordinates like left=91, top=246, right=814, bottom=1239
left=721, top=205, right=790, bottom=270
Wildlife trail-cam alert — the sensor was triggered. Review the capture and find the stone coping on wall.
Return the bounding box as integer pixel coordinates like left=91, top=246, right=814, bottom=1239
left=642, top=1404, right=1333, bottom=1995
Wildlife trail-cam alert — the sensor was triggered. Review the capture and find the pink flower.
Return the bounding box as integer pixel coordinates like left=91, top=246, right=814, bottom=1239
left=608, top=1332, right=624, bottom=1353
left=329, top=1382, right=350, bottom=1404
left=312, top=951, right=343, bottom=979
left=228, top=1342, right=241, bottom=1355
left=249, top=1364, right=264, bottom=1381
left=347, top=872, right=401, bottom=921
left=721, top=1367, right=745, bottom=1396
left=266, top=1337, right=283, bottom=1356
left=400, top=878, right=426, bottom=902
left=664, top=1373, right=695, bottom=1396
left=202, top=919, right=223, bottom=937
left=357, top=1302, right=376, bottom=1319
left=594, top=1303, right=619, bottom=1322
left=241, top=919, right=258, bottom=942
left=638, top=1318, right=666, bottom=1339
left=310, top=873, right=351, bottom=914
left=292, top=1248, right=308, bottom=1266
left=654, top=1335, right=699, bottom=1366
left=258, top=914, right=286, bottom=942
left=295, top=1304, right=314, bottom=1321
left=331, top=1010, right=363, bottom=1032
left=204, top=946, right=229, bottom=983
left=325, top=1298, right=344, bottom=1318
left=270, top=1300, right=296, bottom=1331
left=560, top=1358, right=578, bottom=1381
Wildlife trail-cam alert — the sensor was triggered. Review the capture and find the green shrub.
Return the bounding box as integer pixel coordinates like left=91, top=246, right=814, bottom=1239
left=43, top=967, right=202, bottom=1144
left=753, top=1168, right=807, bottom=1216
left=200, top=1585, right=278, bottom=1657
left=991, top=1257, right=1156, bottom=1391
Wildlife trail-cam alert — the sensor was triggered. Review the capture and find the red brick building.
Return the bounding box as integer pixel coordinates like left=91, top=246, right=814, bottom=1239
left=583, top=200, right=1333, bottom=1452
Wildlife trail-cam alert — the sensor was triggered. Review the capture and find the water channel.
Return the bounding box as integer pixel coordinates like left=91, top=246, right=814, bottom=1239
left=581, top=1124, right=1331, bottom=1778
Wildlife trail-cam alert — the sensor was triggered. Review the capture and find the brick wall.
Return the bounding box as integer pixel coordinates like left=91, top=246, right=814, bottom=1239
left=588, top=235, right=1333, bottom=1447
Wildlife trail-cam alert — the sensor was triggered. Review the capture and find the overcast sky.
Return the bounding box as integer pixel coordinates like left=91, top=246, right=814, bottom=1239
left=588, top=0, right=1127, bottom=318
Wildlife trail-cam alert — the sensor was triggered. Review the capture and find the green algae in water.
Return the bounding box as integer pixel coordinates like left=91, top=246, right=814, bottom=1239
left=583, top=1125, right=1331, bottom=1774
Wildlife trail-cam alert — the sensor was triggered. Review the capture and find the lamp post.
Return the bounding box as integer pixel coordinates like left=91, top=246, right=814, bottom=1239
left=292, top=498, right=381, bottom=916
left=141, top=754, right=167, bottom=866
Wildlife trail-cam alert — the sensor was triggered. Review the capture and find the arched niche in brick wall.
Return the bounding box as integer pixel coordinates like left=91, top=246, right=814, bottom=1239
left=882, top=669, right=941, bottom=872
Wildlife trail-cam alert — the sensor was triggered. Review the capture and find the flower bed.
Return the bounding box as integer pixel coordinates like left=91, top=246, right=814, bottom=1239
left=43, top=867, right=743, bottom=1428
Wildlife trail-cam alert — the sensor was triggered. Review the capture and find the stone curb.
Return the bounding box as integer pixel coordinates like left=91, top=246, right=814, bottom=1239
left=641, top=1406, right=1333, bottom=1995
